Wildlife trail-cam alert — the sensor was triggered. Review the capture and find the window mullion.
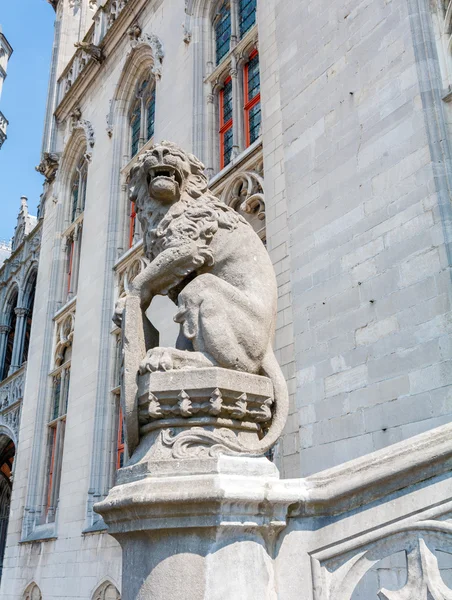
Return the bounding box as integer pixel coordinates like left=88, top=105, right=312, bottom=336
left=139, top=97, right=146, bottom=148
left=230, top=0, right=239, bottom=46
left=230, top=57, right=241, bottom=160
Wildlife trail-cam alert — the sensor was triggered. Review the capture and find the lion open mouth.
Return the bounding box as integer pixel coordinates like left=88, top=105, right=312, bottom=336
left=148, top=166, right=183, bottom=187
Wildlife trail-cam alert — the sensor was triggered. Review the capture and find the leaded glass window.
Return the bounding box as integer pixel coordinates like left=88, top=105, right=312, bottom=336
left=215, top=3, right=231, bottom=65
left=244, top=51, right=261, bottom=146
left=130, top=103, right=141, bottom=157
left=220, top=78, right=234, bottom=168
left=239, top=0, right=257, bottom=37
left=130, top=78, right=156, bottom=157
left=147, top=93, right=155, bottom=141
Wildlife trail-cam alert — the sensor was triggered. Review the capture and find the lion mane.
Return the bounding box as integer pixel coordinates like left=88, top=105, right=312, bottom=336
left=129, top=141, right=247, bottom=263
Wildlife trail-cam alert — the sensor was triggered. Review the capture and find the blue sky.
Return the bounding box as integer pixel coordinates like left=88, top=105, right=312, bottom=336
left=0, top=1, right=54, bottom=241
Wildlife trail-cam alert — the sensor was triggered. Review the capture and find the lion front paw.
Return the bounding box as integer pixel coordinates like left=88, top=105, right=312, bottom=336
left=139, top=347, right=175, bottom=374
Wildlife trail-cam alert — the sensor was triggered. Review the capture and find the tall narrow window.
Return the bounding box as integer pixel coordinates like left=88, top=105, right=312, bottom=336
left=219, top=78, right=234, bottom=169
left=45, top=359, right=70, bottom=522
left=215, top=2, right=231, bottom=65
left=22, top=271, right=37, bottom=364
left=146, top=92, right=156, bottom=141
left=129, top=78, right=156, bottom=158
left=244, top=51, right=261, bottom=147
left=239, top=0, right=257, bottom=37
left=130, top=103, right=141, bottom=157
left=66, top=237, right=75, bottom=295
left=116, top=406, right=125, bottom=470
left=211, top=0, right=259, bottom=172
left=1, top=290, right=18, bottom=381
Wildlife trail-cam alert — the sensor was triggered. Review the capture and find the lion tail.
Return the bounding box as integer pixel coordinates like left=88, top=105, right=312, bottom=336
left=250, top=347, right=290, bottom=455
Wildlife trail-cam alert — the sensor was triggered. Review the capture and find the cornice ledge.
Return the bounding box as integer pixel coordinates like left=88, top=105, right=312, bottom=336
left=284, top=422, right=452, bottom=517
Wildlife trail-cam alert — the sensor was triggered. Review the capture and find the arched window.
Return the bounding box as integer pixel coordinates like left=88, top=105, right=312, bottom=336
left=21, top=270, right=37, bottom=364
left=62, top=150, right=88, bottom=304
left=0, top=288, right=18, bottom=381
left=212, top=1, right=259, bottom=170
left=44, top=309, right=74, bottom=523
left=23, top=583, right=42, bottom=600
left=0, top=438, right=14, bottom=580
left=129, top=78, right=156, bottom=158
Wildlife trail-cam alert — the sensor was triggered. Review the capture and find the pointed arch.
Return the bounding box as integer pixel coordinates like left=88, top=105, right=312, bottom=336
left=92, top=580, right=121, bottom=600
left=0, top=284, right=19, bottom=381
left=58, top=128, right=89, bottom=217
left=21, top=266, right=38, bottom=365
left=23, top=582, right=42, bottom=600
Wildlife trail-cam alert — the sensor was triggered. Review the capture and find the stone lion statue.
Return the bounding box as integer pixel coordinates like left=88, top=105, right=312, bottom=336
left=114, top=141, right=288, bottom=454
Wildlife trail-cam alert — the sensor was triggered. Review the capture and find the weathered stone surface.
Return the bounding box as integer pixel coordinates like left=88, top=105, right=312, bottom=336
left=115, top=142, right=288, bottom=457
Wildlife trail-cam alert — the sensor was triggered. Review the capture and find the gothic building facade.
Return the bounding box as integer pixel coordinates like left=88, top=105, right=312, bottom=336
left=0, top=26, right=13, bottom=149
left=0, top=0, right=451, bottom=598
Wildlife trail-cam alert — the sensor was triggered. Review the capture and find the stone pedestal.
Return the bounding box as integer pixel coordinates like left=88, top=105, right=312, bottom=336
left=95, top=368, right=290, bottom=600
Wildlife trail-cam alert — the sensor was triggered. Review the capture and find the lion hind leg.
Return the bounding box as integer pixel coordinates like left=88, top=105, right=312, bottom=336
left=139, top=346, right=215, bottom=373
left=176, top=274, right=270, bottom=373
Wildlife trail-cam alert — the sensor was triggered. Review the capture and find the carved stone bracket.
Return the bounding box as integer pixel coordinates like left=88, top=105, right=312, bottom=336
left=74, top=42, right=104, bottom=63
left=128, top=26, right=165, bottom=78
left=69, top=107, right=95, bottom=148
left=54, top=306, right=76, bottom=366
left=36, top=152, right=60, bottom=182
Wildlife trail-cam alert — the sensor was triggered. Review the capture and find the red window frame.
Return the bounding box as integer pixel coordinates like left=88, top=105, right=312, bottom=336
left=129, top=201, right=137, bottom=248
left=219, top=77, right=233, bottom=170
left=46, top=427, right=57, bottom=515
left=67, top=239, right=75, bottom=294
left=244, top=50, right=261, bottom=148
left=116, top=407, right=125, bottom=470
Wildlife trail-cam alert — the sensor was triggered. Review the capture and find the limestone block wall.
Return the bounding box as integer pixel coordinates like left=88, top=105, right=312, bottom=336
left=271, top=0, right=452, bottom=476
left=258, top=0, right=298, bottom=477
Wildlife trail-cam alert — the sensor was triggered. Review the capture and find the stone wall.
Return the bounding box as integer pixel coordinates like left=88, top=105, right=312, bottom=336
left=271, top=0, right=452, bottom=475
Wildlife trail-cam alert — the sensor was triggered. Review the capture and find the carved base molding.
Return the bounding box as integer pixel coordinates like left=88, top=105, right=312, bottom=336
left=135, top=368, right=274, bottom=460
left=95, top=420, right=452, bottom=599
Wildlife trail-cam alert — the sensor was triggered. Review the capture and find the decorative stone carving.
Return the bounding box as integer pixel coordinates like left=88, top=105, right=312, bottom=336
left=1, top=405, right=21, bottom=440
left=127, top=30, right=164, bottom=78
left=23, top=583, right=42, bottom=600
left=136, top=368, right=274, bottom=459
left=0, top=369, right=24, bottom=411
left=54, top=305, right=75, bottom=366
left=36, top=152, right=60, bottom=182
left=379, top=538, right=452, bottom=600
left=311, top=514, right=452, bottom=600
left=70, top=108, right=95, bottom=148
left=220, top=166, right=266, bottom=239
left=74, top=42, right=103, bottom=63
left=113, top=142, right=288, bottom=458
left=92, top=581, right=120, bottom=600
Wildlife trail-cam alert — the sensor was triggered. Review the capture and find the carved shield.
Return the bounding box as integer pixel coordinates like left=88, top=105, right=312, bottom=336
left=121, top=295, right=159, bottom=457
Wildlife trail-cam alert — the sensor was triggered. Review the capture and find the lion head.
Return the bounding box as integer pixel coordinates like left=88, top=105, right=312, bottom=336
left=128, top=141, right=247, bottom=260
left=129, top=141, right=209, bottom=210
